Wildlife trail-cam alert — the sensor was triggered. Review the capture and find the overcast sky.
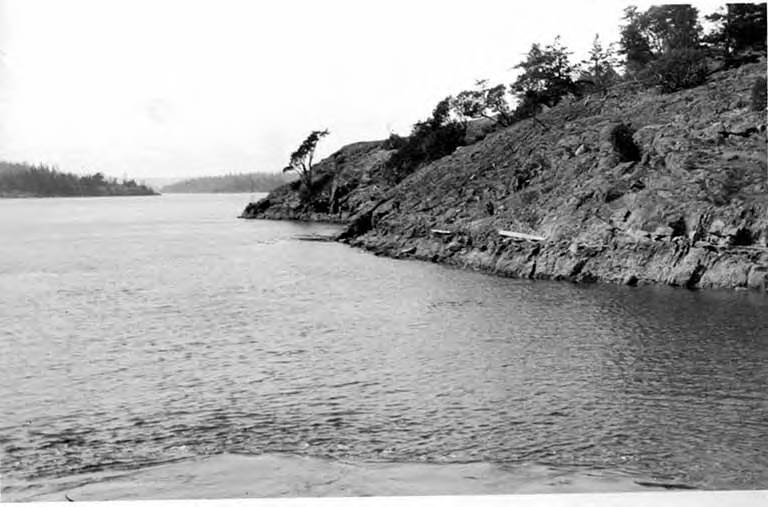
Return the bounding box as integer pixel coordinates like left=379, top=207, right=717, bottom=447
left=0, top=0, right=723, bottom=179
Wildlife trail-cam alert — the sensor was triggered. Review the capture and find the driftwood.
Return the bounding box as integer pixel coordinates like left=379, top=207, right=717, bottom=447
left=498, top=230, right=545, bottom=242
left=294, top=234, right=335, bottom=242
left=430, top=229, right=454, bottom=236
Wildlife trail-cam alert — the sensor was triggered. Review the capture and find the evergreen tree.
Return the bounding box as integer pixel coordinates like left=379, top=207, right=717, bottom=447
left=619, top=5, right=702, bottom=76
left=580, top=34, right=620, bottom=90
left=705, top=3, right=767, bottom=57
left=511, top=36, right=579, bottom=120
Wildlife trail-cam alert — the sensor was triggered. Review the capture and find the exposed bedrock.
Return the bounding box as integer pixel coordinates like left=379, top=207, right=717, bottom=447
left=244, top=61, right=768, bottom=292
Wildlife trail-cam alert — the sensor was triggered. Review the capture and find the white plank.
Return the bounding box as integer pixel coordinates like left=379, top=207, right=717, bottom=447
left=498, top=230, right=545, bottom=242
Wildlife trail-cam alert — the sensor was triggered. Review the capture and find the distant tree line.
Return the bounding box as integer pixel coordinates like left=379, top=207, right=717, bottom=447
left=161, top=172, right=292, bottom=193
left=0, top=161, right=157, bottom=198
left=378, top=2, right=767, bottom=183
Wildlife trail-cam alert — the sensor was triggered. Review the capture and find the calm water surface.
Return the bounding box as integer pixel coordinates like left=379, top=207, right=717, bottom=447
left=1, top=193, right=767, bottom=498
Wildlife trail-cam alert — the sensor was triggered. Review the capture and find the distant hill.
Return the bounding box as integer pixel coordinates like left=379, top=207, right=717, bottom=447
left=137, top=176, right=186, bottom=191
left=160, top=172, right=293, bottom=193
left=0, top=162, right=157, bottom=198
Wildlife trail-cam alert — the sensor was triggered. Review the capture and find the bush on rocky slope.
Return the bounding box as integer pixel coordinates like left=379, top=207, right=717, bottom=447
left=648, top=48, right=709, bottom=93
left=383, top=98, right=466, bottom=184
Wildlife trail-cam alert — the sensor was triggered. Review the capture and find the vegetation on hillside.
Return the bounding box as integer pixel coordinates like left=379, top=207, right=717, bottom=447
left=345, top=56, right=767, bottom=290
left=0, top=161, right=156, bottom=198
left=511, top=36, right=581, bottom=115
left=704, top=3, right=767, bottom=59
left=619, top=4, right=703, bottom=76
left=579, top=35, right=621, bottom=92
left=383, top=98, right=466, bottom=183
left=244, top=3, right=767, bottom=291
left=258, top=2, right=766, bottom=212
left=452, top=80, right=515, bottom=128
left=161, top=172, right=291, bottom=193
left=376, top=3, right=766, bottom=185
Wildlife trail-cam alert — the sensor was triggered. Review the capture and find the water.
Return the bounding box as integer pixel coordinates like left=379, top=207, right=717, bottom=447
left=1, top=193, right=767, bottom=500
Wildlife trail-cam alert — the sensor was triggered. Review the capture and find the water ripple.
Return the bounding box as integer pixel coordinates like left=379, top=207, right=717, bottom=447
left=1, top=194, right=767, bottom=493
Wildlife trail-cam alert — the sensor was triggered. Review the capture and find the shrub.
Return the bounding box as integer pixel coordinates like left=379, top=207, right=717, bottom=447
left=609, top=124, right=641, bottom=162
left=383, top=98, right=466, bottom=183
left=647, top=48, right=708, bottom=93
left=382, top=133, right=408, bottom=150
left=751, top=76, right=767, bottom=112
left=511, top=91, right=541, bottom=121
left=384, top=123, right=465, bottom=183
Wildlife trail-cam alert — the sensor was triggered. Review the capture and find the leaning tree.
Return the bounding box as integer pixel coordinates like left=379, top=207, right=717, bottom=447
left=283, top=129, right=329, bottom=194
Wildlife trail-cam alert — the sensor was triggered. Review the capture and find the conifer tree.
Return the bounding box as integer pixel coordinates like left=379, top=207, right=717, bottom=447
left=580, top=34, right=619, bottom=90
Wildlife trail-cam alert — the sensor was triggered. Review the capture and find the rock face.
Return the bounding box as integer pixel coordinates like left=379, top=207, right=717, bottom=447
left=243, top=61, right=768, bottom=292
left=240, top=140, right=393, bottom=223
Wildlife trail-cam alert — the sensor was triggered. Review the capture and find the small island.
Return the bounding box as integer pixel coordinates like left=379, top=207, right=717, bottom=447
left=0, top=161, right=157, bottom=198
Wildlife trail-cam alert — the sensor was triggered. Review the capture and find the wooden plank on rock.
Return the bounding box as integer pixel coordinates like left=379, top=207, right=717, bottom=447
left=498, top=230, right=545, bottom=242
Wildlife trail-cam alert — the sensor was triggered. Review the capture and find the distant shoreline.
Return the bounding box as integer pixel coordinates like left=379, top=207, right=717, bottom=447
left=159, top=173, right=291, bottom=194
left=160, top=190, right=271, bottom=194
left=0, top=191, right=159, bottom=199
left=1, top=161, right=159, bottom=199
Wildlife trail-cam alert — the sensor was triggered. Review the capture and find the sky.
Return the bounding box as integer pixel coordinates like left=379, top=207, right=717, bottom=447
left=0, top=0, right=725, bottom=180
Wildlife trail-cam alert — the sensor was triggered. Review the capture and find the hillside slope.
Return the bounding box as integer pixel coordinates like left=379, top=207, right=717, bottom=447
left=244, top=61, right=768, bottom=291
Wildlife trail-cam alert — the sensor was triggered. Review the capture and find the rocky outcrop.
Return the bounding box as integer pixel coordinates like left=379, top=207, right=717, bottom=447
left=244, top=61, right=768, bottom=292
left=240, top=140, right=393, bottom=223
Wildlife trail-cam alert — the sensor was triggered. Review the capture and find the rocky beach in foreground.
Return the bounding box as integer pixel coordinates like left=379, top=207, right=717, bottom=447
left=242, top=61, right=768, bottom=292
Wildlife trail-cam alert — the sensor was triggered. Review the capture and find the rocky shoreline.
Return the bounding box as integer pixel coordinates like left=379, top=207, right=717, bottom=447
left=242, top=61, right=768, bottom=293
left=244, top=205, right=768, bottom=292
left=342, top=222, right=768, bottom=291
